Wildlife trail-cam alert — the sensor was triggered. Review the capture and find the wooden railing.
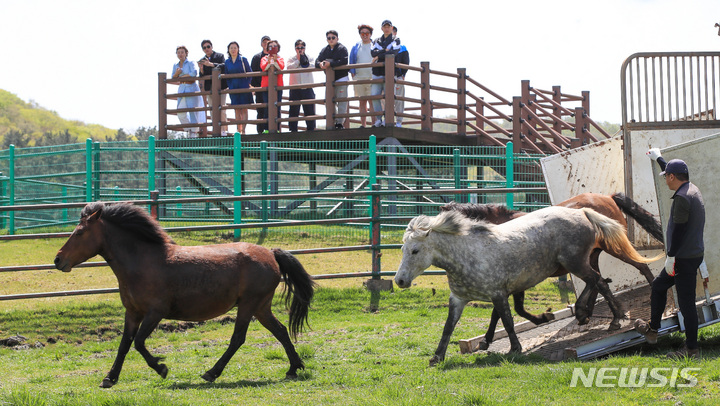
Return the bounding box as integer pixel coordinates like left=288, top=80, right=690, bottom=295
left=159, top=55, right=609, bottom=153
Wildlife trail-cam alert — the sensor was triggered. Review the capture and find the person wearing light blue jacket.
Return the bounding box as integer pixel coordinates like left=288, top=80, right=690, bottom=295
left=172, top=45, right=206, bottom=137
left=349, top=24, right=374, bottom=127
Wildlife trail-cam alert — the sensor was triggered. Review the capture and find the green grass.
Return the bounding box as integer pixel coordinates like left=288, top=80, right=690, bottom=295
left=2, top=234, right=720, bottom=405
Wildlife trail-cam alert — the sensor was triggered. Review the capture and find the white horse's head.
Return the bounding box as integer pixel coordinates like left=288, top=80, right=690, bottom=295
left=395, top=229, right=434, bottom=288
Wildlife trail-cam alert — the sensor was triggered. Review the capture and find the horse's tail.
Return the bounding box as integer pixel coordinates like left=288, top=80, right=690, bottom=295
left=611, top=192, right=664, bottom=242
left=581, top=208, right=664, bottom=264
left=272, top=248, right=316, bottom=340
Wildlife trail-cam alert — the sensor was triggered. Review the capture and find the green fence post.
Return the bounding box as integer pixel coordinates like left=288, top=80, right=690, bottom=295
left=176, top=186, right=183, bottom=218
left=368, top=182, right=383, bottom=312
left=93, top=142, right=101, bottom=201
left=85, top=139, right=92, bottom=202
left=233, top=132, right=242, bottom=241
left=8, top=145, right=15, bottom=235
left=368, top=136, right=377, bottom=242
left=506, top=141, right=514, bottom=209
left=148, top=135, right=156, bottom=198
left=260, top=141, right=268, bottom=235
left=453, top=148, right=464, bottom=203
left=62, top=186, right=68, bottom=223
left=0, top=171, right=5, bottom=230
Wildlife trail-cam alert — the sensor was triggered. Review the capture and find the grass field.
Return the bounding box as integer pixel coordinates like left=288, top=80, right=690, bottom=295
left=1, top=230, right=719, bottom=405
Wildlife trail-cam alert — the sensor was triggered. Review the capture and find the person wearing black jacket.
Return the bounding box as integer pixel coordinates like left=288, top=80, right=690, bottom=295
left=635, top=148, right=706, bottom=360
left=370, top=20, right=400, bottom=127
left=198, top=40, right=228, bottom=136
left=392, top=26, right=409, bottom=127
left=251, top=36, right=270, bottom=133
left=316, top=30, right=349, bottom=129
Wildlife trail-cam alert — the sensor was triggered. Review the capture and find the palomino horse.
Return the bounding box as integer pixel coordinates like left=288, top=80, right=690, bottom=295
left=394, top=206, right=661, bottom=365
left=441, top=192, right=662, bottom=327
left=54, top=202, right=315, bottom=388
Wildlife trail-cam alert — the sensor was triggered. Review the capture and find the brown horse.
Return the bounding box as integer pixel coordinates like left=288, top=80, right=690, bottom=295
left=54, top=202, right=315, bottom=388
left=441, top=192, right=663, bottom=350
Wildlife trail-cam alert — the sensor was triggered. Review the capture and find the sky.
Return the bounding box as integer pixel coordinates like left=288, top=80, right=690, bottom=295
left=1, top=0, right=719, bottom=132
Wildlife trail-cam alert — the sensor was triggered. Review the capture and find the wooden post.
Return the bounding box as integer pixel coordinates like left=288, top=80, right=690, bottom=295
left=582, top=90, right=590, bottom=117
left=552, top=85, right=562, bottom=135
left=512, top=96, right=522, bottom=153
left=420, top=61, right=432, bottom=131
left=384, top=54, right=395, bottom=126
left=267, top=66, right=278, bottom=133
left=211, top=66, right=221, bottom=137
left=457, top=68, right=467, bottom=136
left=476, top=96, right=485, bottom=145
left=324, top=64, right=335, bottom=130
left=574, top=106, right=588, bottom=145
left=158, top=72, right=167, bottom=139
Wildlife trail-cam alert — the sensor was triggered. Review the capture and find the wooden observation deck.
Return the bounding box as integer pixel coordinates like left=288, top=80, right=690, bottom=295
left=159, top=55, right=612, bottom=154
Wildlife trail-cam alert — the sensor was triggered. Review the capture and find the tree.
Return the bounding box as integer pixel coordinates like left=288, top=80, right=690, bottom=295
left=2, top=130, right=30, bottom=148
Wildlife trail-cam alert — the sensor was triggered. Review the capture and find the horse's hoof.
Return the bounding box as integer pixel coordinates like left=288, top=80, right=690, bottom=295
left=100, top=377, right=116, bottom=388
left=542, top=311, right=555, bottom=322
left=201, top=371, right=217, bottom=383
left=428, top=355, right=442, bottom=367
left=608, top=321, right=621, bottom=331
left=158, top=364, right=168, bottom=379
left=577, top=316, right=590, bottom=326
left=508, top=348, right=522, bottom=355
left=285, top=371, right=298, bottom=380
left=476, top=340, right=490, bottom=351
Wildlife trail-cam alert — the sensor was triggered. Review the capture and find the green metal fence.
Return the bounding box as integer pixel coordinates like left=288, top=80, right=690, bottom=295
left=0, top=136, right=549, bottom=236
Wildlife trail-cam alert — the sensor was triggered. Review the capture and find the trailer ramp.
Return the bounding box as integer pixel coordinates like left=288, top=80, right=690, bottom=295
left=460, top=286, right=720, bottom=361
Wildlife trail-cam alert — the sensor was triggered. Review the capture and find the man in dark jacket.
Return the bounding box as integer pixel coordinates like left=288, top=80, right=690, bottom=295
left=251, top=36, right=270, bottom=133
left=635, top=148, right=705, bottom=360
left=198, top=40, right=227, bottom=136
left=316, top=30, right=349, bottom=129
left=392, top=26, right=409, bottom=127
left=370, top=20, right=401, bottom=127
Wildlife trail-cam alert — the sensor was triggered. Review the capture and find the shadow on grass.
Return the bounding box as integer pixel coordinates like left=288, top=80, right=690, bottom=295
left=169, top=369, right=312, bottom=390
left=438, top=351, right=547, bottom=371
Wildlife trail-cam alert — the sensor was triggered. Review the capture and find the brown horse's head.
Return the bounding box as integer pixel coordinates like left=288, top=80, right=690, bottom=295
left=54, top=204, right=105, bottom=272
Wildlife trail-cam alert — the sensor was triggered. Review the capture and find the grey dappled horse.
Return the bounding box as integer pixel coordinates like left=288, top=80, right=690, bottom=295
left=394, top=206, right=660, bottom=365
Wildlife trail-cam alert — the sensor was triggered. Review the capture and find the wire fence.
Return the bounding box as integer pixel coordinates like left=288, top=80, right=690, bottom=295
left=0, top=136, right=549, bottom=239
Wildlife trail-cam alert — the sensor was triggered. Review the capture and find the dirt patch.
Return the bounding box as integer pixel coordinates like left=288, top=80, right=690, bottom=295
left=0, top=334, right=45, bottom=350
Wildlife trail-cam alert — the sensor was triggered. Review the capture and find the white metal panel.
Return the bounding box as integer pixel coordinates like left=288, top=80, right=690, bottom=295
left=652, top=133, right=720, bottom=299
left=628, top=128, right=719, bottom=242
left=540, top=136, right=624, bottom=204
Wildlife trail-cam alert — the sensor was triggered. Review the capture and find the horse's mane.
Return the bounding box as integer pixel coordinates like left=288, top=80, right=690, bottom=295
left=403, top=211, right=493, bottom=242
left=439, top=201, right=522, bottom=221
left=81, top=202, right=175, bottom=246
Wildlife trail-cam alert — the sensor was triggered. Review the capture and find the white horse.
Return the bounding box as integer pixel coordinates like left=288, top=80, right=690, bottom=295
left=394, top=206, right=660, bottom=365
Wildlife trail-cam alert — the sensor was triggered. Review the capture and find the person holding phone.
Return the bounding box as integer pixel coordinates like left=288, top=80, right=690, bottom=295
left=260, top=40, right=285, bottom=132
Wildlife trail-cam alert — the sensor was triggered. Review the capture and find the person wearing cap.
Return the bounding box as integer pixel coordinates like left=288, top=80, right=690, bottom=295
left=635, top=148, right=705, bottom=359
left=370, top=19, right=401, bottom=127
left=286, top=39, right=316, bottom=132
left=251, top=36, right=271, bottom=133
left=392, top=25, right=409, bottom=127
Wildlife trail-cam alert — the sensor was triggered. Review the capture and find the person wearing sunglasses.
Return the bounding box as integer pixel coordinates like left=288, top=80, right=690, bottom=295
left=198, top=40, right=228, bottom=136
left=349, top=24, right=375, bottom=128
left=251, top=36, right=271, bottom=133
left=287, top=39, right=316, bottom=132
left=316, top=30, right=349, bottom=130
left=370, top=19, right=401, bottom=127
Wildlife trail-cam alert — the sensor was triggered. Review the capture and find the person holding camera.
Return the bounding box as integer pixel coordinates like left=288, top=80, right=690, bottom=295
left=316, top=30, right=349, bottom=130
left=287, top=39, right=316, bottom=132
left=260, top=40, right=285, bottom=132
